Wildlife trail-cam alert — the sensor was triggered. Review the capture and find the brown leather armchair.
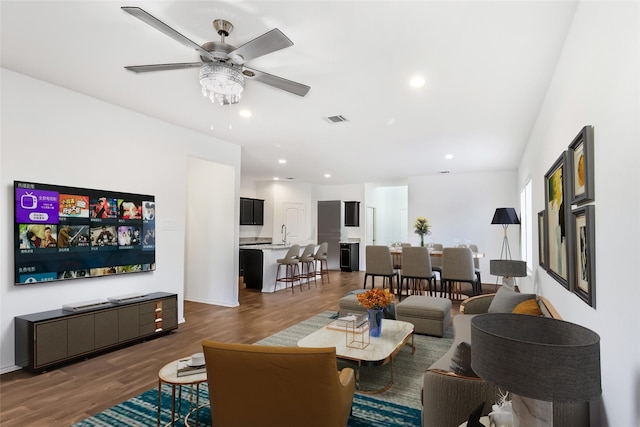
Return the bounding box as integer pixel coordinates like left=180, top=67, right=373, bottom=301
left=201, top=340, right=355, bottom=427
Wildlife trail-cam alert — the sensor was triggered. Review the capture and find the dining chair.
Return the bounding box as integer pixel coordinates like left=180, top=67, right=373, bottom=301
left=314, top=242, right=330, bottom=284
left=440, top=246, right=480, bottom=299
left=399, top=246, right=437, bottom=299
left=469, top=244, right=482, bottom=290
left=428, top=243, right=444, bottom=289
left=298, top=243, right=317, bottom=289
left=363, top=245, right=399, bottom=293
left=275, top=244, right=300, bottom=293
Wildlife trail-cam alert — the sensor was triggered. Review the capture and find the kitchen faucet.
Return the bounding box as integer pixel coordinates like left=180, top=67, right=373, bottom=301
left=281, top=224, right=287, bottom=245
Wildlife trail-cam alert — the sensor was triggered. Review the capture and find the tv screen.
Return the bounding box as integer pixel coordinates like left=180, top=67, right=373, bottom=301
left=14, top=181, right=156, bottom=285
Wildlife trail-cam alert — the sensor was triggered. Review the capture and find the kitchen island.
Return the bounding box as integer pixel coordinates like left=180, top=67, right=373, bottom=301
left=240, top=244, right=318, bottom=292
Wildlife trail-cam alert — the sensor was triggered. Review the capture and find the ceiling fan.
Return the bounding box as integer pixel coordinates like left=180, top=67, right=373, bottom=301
left=122, top=6, right=310, bottom=105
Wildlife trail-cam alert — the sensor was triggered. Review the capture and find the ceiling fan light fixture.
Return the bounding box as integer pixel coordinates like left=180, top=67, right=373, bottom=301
left=199, top=62, right=245, bottom=105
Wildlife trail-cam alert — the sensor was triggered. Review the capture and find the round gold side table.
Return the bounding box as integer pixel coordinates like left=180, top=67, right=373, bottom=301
left=157, top=358, right=207, bottom=427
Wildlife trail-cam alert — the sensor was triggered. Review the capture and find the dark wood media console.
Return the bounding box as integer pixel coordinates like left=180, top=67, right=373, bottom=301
left=14, top=292, right=178, bottom=371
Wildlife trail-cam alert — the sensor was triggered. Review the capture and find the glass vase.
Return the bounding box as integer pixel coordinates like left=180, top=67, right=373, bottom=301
left=367, top=308, right=383, bottom=337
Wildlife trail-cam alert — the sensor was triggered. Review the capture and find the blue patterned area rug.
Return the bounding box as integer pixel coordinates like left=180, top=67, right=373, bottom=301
left=74, top=311, right=452, bottom=426
left=73, top=383, right=421, bottom=426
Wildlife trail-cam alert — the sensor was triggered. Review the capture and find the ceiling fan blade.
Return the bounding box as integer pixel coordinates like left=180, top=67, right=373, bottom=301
left=228, top=28, right=293, bottom=64
left=121, top=7, right=217, bottom=62
left=243, top=67, right=310, bottom=97
left=125, top=62, right=202, bottom=73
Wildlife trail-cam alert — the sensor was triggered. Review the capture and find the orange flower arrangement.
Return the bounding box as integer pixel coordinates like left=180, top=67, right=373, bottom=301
left=357, top=288, right=394, bottom=310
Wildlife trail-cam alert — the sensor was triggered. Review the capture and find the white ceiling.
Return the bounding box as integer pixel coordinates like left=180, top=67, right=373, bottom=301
left=1, top=1, right=578, bottom=185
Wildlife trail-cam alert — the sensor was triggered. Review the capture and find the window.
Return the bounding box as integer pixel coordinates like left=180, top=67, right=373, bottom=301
left=520, top=179, right=533, bottom=272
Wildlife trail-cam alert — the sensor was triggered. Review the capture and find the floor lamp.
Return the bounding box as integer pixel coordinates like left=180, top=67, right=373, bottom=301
left=491, top=207, right=520, bottom=260
left=471, top=314, right=601, bottom=427
left=491, top=208, right=522, bottom=289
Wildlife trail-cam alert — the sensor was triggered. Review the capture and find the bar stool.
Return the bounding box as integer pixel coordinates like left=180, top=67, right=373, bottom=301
left=297, top=243, right=317, bottom=289
left=314, top=242, right=330, bottom=284
left=275, top=245, right=300, bottom=293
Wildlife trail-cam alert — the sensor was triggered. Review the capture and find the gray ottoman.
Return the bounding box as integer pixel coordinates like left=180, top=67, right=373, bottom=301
left=395, top=295, right=451, bottom=337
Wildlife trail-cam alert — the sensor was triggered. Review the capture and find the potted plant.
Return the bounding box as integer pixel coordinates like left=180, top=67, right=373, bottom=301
left=414, top=216, right=431, bottom=247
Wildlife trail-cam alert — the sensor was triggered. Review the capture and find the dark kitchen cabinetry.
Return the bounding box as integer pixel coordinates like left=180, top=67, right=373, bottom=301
left=240, top=249, right=264, bottom=290
left=240, top=198, right=264, bottom=225
left=14, top=292, right=177, bottom=371
left=340, top=242, right=359, bottom=272
left=344, top=201, right=360, bottom=227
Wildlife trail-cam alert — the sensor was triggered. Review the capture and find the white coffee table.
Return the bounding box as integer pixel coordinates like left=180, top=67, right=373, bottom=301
left=297, top=319, right=415, bottom=393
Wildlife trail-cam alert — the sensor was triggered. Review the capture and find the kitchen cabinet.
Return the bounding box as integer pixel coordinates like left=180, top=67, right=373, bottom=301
left=340, top=242, right=359, bottom=272
left=240, top=198, right=264, bottom=225
left=344, top=201, right=360, bottom=227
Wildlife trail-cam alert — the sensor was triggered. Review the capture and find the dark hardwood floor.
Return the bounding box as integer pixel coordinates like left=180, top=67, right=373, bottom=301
left=0, top=270, right=471, bottom=426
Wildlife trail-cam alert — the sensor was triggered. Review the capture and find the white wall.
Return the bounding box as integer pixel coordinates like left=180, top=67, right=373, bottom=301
left=185, top=157, right=238, bottom=307
left=408, top=170, right=520, bottom=281
left=0, top=69, right=241, bottom=372
left=517, top=2, right=639, bottom=425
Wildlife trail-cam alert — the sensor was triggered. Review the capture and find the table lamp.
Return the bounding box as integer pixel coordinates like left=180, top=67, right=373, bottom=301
left=489, top=260, right=527, bottom=290
left=471, top=314, right=601, bottom=427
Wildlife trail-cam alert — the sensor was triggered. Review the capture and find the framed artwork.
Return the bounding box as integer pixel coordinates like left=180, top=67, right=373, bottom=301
left=538, top=210, right=546, bottom=269
left=571, top=205, right=595, bottom=307
left=544, top=152, right=571, bottom=289
left=568, top=126, right=595, bottom=205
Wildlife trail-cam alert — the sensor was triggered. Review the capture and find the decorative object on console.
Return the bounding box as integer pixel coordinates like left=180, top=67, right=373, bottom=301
left=413, top=216, right=431, bottom=247
left=489, top=390, right=513, bottom=427
left=471, top=313, right=601, bottom=427
left=357, top=288, right=394, bottom=337
left=466, top=402, right=486, bottom=427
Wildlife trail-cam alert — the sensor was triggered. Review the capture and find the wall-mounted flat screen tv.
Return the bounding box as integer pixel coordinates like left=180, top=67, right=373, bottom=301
left=14, top=180, right=155, bottom=285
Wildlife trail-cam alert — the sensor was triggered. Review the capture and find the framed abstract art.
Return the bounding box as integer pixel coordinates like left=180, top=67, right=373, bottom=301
left=568, top=126, right=595, bottom=205
left=544, top=152, right=571, bottom=289
left=571, top=205, right=596, bottom=307
left=538, top=210, right=546, bottom=269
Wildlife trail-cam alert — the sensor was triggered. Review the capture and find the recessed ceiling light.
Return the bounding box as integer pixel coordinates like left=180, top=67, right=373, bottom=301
left=410, top=76, right=426, bottom=88
left=278, top=159, right=287, bottom=164
left=239, top=109, right=252, bottom=118
left=273, top=177, right=280, bottom=181
left=324, top=174, right=331, bottom=178
left=445, top=154, right=454, bottom=160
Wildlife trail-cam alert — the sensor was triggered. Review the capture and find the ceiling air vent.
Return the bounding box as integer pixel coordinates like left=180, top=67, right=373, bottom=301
left=324, top=115, right=349, bottom=123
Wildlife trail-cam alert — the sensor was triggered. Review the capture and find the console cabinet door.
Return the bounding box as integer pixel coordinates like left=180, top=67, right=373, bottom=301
left=68, top=315, right=95, bottom=357
left=118, top=305, right=139, bottom=342
left=35, top=320, right=67, bottom=367
left=95, top=310, right=119, bottom=349
left=161, top=297, right=178, bottom=330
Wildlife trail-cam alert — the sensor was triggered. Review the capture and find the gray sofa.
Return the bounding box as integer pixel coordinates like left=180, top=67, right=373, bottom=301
left=421, top=291, right=590, bottom=427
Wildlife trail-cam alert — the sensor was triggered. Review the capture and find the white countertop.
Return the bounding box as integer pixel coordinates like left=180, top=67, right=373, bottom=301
left=240, top=244, right=292, bottom=250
